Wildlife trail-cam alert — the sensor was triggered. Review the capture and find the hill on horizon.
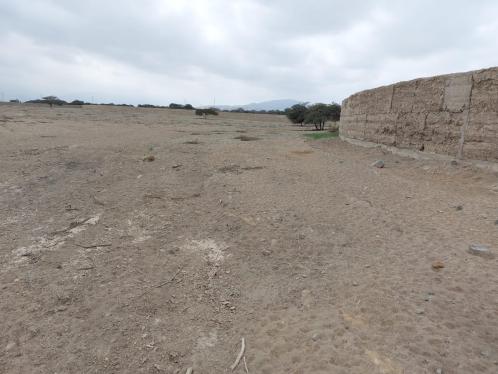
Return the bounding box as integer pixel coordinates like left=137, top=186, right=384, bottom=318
left=206, top=99, right=304, bottom=111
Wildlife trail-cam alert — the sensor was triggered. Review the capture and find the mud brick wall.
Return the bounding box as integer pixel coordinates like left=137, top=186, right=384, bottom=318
left=340, top=67, right=498, bottom=161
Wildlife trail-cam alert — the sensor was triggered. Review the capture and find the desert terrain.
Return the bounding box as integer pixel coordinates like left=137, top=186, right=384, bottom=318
left=1, top=104, right=497, bottom=373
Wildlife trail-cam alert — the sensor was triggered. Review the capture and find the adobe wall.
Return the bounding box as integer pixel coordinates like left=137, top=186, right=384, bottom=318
left=339, top=67, right=498, bottom=161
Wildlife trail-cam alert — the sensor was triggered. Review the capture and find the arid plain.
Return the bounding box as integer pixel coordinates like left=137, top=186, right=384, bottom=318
left=1, top=104, right=497, bottom=373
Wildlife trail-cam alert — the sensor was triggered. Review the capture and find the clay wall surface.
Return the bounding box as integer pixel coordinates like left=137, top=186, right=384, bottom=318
left=340, top=67, right=498, bottom=161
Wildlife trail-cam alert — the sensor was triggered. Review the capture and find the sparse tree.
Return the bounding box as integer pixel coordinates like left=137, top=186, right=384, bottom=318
left=42, top=96, right=66, bottom=107
left=285, top=104, right=308, bottom=126
left=304, top=103, right=330, bottom=130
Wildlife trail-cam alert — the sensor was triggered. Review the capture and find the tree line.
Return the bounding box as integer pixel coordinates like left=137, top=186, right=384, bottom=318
left=285, top=103, right=341, bottom=130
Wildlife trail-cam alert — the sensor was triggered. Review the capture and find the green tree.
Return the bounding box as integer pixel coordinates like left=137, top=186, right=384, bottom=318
left=327, top=102, right=341, bottom=122
left=285, top=104, right=308, bottom=126
left=304, top=103, right=329, bottom=130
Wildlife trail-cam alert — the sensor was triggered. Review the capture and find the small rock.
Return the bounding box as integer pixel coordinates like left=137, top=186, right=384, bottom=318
left=5, top=342, right=16, bottom=351
left=312, top=333, right=320, bottom=341
left=455, top=205, right=463, bottom=211
left=372, top=160, right=385, bottom=168
left=415, top=308, right=425, bottom=315
left=143, top=155, right=155, bottom=162
left=172, top=164, right=181, bottom=169
left=494, top=220, right=498, bottom=225
left=480, top=350, right=490, bottom=358
left=436, top=368, right=443, bottom=374
left=468, top=244, right=494, bottom=259
left=432, top=261, right=445, bottom=270
left=262, top=249, right=271, bottom=256
left=352, top=282, right=359, bottom=287
left=451, top=160, right=458, bottom=166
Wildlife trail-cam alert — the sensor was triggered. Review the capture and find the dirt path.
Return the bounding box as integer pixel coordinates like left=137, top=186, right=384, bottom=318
left=1, top=104, right=497, bottom=373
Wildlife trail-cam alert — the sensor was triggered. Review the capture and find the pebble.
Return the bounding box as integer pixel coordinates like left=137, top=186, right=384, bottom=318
left=494, top=220, right=498, bottom=225
left=352, top=282, right=359, bottom=287
left=5, top=342, right=16, bottom=351
left=415, top=308, right=425, bottom=315
left=468, top=244, right=494, bottom=259
left=372, top=160, right=385, bottom=168
left=436, top=368, right=443, bottom=374
left=431, top=261, right=445, bottom=270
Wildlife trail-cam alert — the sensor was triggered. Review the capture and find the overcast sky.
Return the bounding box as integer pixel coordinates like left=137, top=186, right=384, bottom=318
left=1, top=0, right=497, bottom=106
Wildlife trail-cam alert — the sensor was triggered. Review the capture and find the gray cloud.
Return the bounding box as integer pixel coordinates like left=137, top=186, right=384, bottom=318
left=1, top=0, right=497, bottom=105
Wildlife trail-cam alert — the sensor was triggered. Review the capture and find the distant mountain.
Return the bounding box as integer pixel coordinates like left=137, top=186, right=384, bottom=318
left=208, top=99, right=304, bottom=111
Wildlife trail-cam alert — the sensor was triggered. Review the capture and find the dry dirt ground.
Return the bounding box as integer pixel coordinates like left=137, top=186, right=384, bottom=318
left=1, top=104, right=497, bottom=374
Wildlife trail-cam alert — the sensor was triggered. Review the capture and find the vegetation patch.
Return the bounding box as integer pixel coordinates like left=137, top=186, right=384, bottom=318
left=234, top=135, right=260, bottom=141
left=304, top=131, right=338, bottom=140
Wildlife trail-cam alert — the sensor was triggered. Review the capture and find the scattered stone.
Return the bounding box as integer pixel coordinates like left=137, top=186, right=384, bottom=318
left=312, top=333, right=320, bottom=341
left=436, top=368, right=443, bottom=374
left=480, top=350, right=490, bottom=358
left=455, top=205, right=463, bottom=211
left=495, top=220, right=498, bottom=225
left=451, top=160, right=458, bottom=166
left=468, top=244, right=494, bottom=259
left=415, top=308, right=425, bottom=315
left=143, top=155, right=155, bottom=162
left=372, top=160, right=385, bottom=168
left=352, top=282, right=359, bottom=287
left=5, top=342, right=16, bottom=351
left=262, top=250, right=271, bottom=256
left=432, top=261, right=445, bottom=270
left=172, top=164, right=181, bottom=169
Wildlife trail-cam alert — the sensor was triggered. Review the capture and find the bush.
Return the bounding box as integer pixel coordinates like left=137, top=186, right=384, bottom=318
left=195, top=108, right=219, bottom=116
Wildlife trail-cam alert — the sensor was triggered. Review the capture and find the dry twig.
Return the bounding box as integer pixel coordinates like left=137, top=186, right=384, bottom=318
left=230, top=337, right=246, bottom=371
left=243, top=356, right=249, bottom=373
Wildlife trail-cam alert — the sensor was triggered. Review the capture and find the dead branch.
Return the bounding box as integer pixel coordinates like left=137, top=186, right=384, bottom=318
left=230, top=337, right=246, bottom=371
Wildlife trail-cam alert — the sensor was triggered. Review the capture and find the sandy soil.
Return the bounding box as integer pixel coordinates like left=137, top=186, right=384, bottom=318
left=1, top=104, right=497, bottom=374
